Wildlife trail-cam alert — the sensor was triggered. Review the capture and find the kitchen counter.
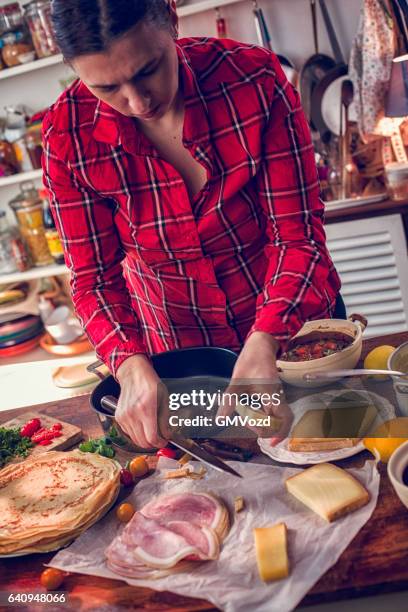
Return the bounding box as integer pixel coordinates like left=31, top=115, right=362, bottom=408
left=1, top=332, right=408, bottom=611
left=325, top=197, right=408, bottom=226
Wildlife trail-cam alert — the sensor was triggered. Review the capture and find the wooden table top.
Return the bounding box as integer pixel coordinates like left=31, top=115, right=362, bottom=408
left=1, top=332, right=408, bottom=611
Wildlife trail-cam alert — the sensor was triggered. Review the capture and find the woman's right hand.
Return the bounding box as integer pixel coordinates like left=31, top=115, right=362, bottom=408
left=115, top=354, right=169, bottom=449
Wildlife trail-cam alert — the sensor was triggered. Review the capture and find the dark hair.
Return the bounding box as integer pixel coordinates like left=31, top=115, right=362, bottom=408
left=51, top=0, right=172, bottom=60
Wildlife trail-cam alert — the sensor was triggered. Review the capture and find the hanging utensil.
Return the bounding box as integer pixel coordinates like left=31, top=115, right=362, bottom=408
left=252, top=0, right=298, bottom=86
left=100, top=394, right=242, bottom=478
left=341, top=79, right=361, bottom=198
left=299, top=0, right=336, bottom=129
left=310, top=0, right=348, bottom=141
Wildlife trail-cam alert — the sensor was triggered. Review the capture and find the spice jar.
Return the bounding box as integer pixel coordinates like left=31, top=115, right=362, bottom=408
left=8, top=182, right=53, bottom=267
left=385, top=162, right=408, bottom=201
left=23, top=0, right=58, bottom=58
left=0, top=3, right=35, bottom=67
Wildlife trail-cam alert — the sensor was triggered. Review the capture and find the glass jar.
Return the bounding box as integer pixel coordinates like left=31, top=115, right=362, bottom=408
left=0, top=139, right=19, bottom=176
left=385, top=162, right=408, bottom=201
left=0, top=3, right=35, bottom=67
left=23, top=0, right=58, bottom=58
left=24, top=124, right=43, bottom=169
left=8, top=182, right=52, bottom=267
left=0, top=211, right=30, bottom=273
left=9, top=182, right=45, bottom=229
left=0, top=211, right=18, bottom=274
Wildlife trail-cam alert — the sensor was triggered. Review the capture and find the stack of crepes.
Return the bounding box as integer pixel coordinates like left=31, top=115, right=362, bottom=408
left=0, top=450, right=121, bottom=555
left=106, top=492, right=230, bottom=578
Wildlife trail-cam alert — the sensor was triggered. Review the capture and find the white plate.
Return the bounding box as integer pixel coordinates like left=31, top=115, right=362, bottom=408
left=258, top=389, right=396, bottom=465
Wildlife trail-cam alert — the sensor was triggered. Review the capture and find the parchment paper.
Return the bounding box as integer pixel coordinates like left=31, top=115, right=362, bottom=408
left=49, top=457, right=380, bottom=612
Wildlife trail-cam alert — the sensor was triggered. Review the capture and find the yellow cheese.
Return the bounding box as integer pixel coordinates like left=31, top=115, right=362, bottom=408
left=285, top=463, right=370, bottom=522
left=253, top=523, right=289, bottom=582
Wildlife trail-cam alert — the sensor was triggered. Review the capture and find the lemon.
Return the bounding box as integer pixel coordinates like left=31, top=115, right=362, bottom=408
left=364, top=417, right=408, bottom=462
left=363, top=345, right=395, bottom=379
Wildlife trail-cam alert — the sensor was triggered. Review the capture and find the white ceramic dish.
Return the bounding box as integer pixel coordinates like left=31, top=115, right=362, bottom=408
left=277, top=315, right=367, bottom=388
left=258, top=389, right=395, bottom=465
left=387, top=440, right=408, bottom=510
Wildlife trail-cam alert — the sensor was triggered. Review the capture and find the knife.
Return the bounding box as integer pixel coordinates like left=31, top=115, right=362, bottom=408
left=303, top=368, right=408, bottom=381
left=100, top=395, right=242, bottom=478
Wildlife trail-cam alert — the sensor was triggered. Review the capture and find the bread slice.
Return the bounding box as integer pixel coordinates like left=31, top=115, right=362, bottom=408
left=285, top=463, right=370, bottom=522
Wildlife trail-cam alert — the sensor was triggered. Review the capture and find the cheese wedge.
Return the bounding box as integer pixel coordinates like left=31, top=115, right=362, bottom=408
left=254, top=523, right=289, bottom=582
left=286, top=463, right=370, bottom=522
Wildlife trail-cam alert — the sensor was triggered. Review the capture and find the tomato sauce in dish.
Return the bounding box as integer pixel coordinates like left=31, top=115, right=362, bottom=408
left=280, top=337, right=353, bottom=362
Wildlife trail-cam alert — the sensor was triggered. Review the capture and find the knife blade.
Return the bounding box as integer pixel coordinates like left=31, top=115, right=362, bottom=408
left=100, top=395, right=242, bottom=478
left=170, top=433, right=242, bottom=478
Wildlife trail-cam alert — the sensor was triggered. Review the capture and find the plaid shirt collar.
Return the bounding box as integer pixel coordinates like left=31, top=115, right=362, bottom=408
left=91, top=43, right=211, bottom=154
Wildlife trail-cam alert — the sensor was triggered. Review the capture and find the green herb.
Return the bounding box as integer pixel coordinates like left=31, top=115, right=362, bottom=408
left=0, top=427, right=33, bottom=468
left=108, top=425, right=127, bottom=446
left=79, top=436, right=116, bottom=458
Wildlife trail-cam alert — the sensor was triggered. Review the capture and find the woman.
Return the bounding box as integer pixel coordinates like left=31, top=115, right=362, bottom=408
left=43, top=0, right=342, bottom=449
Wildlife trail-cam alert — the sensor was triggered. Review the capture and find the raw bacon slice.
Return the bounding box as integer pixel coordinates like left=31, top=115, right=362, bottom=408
left=105, top=491, right=230, bottom=577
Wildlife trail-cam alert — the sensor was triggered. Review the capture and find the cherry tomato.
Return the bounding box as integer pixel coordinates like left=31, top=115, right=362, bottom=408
left=128, top=456, right=149, bottom=479
left=116, top=502, right=135, bottom=523
left=325, top=341, right=337, bottom=350
left=120, top=468, right=134, bottom=486
left=40, top=568, right=64, bottom=590
left=20, top=418, right=41, bottom=438
left=156, top=447, right=178, bottom=459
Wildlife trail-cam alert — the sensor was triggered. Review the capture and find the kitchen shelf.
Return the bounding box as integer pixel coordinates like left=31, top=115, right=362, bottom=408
left=0, top=168, right=42, bottom=189
left=0, top=263, right=69, bottom=285
left=0, top=54, right=64, bottom=82
left=179, top=0, right=245, bottom=17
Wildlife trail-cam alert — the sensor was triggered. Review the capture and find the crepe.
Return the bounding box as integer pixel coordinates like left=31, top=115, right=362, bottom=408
left=0, top=450, right=120, bottom=555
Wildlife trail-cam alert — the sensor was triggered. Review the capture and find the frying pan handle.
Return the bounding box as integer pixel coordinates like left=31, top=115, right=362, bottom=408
left=87, top=359, right=108, bottom=381
left=318, top=0, right=344, bottom=64
left=311, top=0, right=319, bottom=54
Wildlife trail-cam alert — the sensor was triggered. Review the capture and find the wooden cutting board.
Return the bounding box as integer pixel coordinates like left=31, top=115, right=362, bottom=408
left=2, top=411, right=83, bottom=460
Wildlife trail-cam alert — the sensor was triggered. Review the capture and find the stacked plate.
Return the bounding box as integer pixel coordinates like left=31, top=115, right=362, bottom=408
left=0, top=312, right=44, bottom=357
left=0, top=450, right=121, bottom=556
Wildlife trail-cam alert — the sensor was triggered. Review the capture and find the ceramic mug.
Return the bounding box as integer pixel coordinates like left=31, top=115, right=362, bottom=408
left=44, top=306, right=83, bottom=345
left=387, top=440, right=408, bottom=511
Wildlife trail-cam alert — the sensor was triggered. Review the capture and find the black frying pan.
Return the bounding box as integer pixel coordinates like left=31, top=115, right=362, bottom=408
left=300, top=0, right=336, bottom=129
left=310, top=0, right=347, bottom=141
left=89, top=347, right=238, bottom=451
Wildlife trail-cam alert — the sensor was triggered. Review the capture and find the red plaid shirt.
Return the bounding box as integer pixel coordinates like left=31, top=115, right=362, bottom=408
left=42, top=37, right=341, bottom=376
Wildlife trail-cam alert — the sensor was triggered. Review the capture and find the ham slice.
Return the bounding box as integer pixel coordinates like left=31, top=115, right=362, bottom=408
left=106, top=491, right=229, bottom=576
left=141, top=492, right=224, bottom=532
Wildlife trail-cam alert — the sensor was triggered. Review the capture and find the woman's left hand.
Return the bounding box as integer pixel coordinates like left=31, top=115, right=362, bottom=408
left=217, top=332, right=293, bottom=445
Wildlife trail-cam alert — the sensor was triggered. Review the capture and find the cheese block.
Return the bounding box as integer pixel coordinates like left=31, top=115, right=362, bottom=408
left=286, top=463, right=370, bottom=522
left=253, top=523, right=289, bottom=582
